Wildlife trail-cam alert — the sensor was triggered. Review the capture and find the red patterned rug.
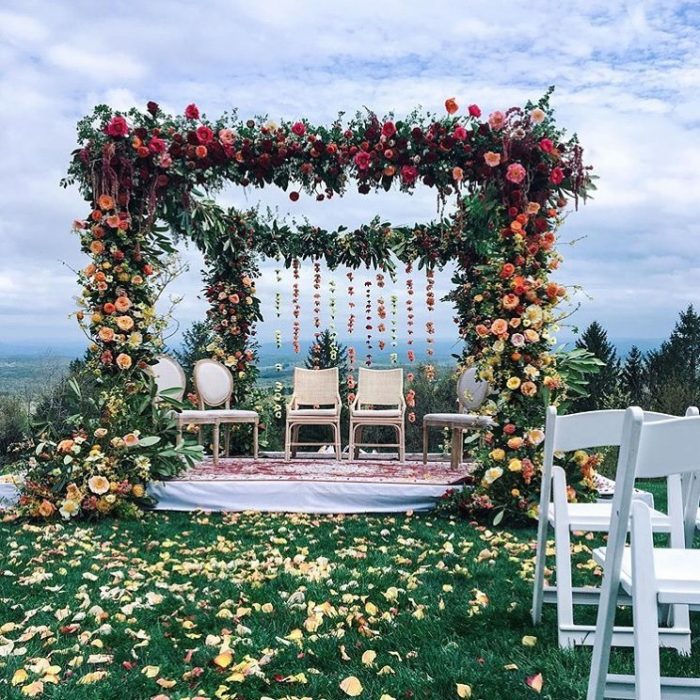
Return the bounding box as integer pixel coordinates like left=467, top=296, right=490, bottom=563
left=176, top=456, right=472, bottom=485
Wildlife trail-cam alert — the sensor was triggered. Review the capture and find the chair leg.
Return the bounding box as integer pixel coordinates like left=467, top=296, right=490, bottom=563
left=334, top=421, right=341, bottom=461
left=450, top=428, right=461, bottom=469
left=212, top=423, right=220, bottom=466
left=552, top=467, right=575, bottom=647
left=398, top=422, right=405, bottom=463
left=292, top=425, right=299, bottom=458
left=532, top=511, right=550, bottom=626
left=348, top=420, right=355, bottom=463
left=284, top=421, right=291, bottom=462
left=253, top=421, right=259, bottom=459
left=422, top=424, right=429, bottom=465
left=224, top=424, right=230, bottom=458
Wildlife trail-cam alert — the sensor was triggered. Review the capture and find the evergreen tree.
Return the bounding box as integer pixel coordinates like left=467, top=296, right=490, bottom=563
left=645, top=305, right=700, bottom=413
left=572, top=321, right=620, bottom=411
left=621, top=345, right=646, bottom=406
left=304, top=329, right=349, bottom=374
left=173, top=321, right=216, bottom=382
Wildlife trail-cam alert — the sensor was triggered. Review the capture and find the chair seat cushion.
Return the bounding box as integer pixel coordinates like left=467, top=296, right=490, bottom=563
left=423, top=413, right=495, bottom=428
left=593, top=546, right=700, bottom=599
left=548, top=502, right=671, bottom=533
left=179, top=409, right=258, bottom=423
left=288, top=408, right=338, bottom=417
left=351, top=409, right=403, bottom=418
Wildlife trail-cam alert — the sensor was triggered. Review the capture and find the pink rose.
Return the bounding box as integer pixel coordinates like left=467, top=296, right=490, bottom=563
left=539, top=138, right=554, bottom=153
left=184, top=103, right=200, bottom=120
left=218, top=128, right=235, bottom=145
left=484, top=151, right=501, bottom=167
left=354, top=151, right=371, bottom=170
left=105, top=115, right=129, bottom=138
left=196, top=126, right=214, bottom=144
left=506, top=162, right=527, bottom=184
left=488, top=111, right=506, bottom=130
left=453, top=125, right=468, bottom=141
left=550, top=167, right=565, bottom=185
left=382, top=121, right=396, bottom=138
left=291, top=121, right=306, bottom=136
left=148, top=137, right=166, bottom=154
left=157, top=152, right=173, bottom=168
left=511, top=333, right=525, bottom=348
left=468, top=104, right=481, bottom=118
left=400, top=165, right=418, bottom=184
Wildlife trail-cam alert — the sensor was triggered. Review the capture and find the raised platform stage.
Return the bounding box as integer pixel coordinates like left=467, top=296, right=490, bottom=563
left=149, top=455, right=470, bottom=513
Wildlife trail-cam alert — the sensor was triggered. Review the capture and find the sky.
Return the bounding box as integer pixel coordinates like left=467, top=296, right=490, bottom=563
left=1, top=0, right=699, bottom=354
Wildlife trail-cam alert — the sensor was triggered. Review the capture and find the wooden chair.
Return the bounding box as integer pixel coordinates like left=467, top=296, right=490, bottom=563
left=587, top=409, right=700, bottom=700
left=531, top=405, right=697, bottom=651
left=422, top=367, right=494, bottom=468
left=191, top=359, right=259, bottom=464
left=285, top=367, right=341, bottom=461
left=349, top=367, right=406, bottom=463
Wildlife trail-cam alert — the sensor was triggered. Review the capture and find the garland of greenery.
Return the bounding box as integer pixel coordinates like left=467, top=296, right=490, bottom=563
left=15, top=89, right=593, bottom=523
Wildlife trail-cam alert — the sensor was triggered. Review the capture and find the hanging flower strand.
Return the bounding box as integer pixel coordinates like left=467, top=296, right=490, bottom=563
left=364, top=279, right=373, bottom=366
left=406, top=262, right=415, bottom=363
left=347, top=271, right=355, bottom=335
left=328, top=276, right=337, bottom=339
left=390, top=293, right=398, bottom=365
left=313, top=260, right=322, bottom=330
left=425, top=266, right=435, bottom=356
left=292, top=258, right=301, bottom=353
left=376, top=272, right=386, bottom=352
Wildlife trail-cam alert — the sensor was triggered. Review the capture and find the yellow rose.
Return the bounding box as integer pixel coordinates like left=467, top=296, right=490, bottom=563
left=511, top=489, right=521, bottom=497
left=506, top=377, right=521, bottom=390
left=490, top=448, right=506, bottom=461
left=574, top=450, right=588, bottom=466
left=132, top=484, right=145, bottom=498
left=508, top=458, right=522, bottom=472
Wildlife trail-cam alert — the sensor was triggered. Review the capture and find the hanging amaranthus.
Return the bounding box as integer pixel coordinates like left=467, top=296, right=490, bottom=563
left=425, top=267, right=435, bottom=357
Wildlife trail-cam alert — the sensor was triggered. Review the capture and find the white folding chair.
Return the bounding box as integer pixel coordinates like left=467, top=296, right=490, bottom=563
left=192, top=359, right=259, bottom=464
left=587, top=410, right=700, bottom=700
left=531, top=406, right=698, bottom=650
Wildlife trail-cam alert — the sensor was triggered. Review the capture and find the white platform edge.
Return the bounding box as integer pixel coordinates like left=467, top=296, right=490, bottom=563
left=148, top=479, right=452, bottom=513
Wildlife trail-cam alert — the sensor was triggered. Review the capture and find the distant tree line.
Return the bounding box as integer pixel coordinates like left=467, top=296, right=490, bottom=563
left=572, top=305, right=700, bottom=414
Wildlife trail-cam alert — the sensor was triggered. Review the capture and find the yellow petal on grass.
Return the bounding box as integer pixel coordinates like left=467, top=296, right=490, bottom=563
left=380, top=695, right=397, bottom=700
left=213, top=650, right=233, bottom=669
left=339, top=675, right=364, bottom=696
left=522, top=635, right=538, bottom=647
left=142, top=665, right=160, bottom=678
left=78, top=671, right=109, bottom=685
left=361, top=649, right=376, bottom=666
left=12, top=669, right=28, bottom=686
left=21, top=681, right=44, bottom=697
left=339, top=645, right=351, bottom=661
left=365, top=601, right=378, bottom=616
left=504, top=663, right=519, bottom=671
left=456, top=683, right=472, bottom=698
left=156, top=678, right=176, bottom=688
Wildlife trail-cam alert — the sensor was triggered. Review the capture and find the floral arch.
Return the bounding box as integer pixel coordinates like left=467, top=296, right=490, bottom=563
left=21, top=89, right=592, bottom=523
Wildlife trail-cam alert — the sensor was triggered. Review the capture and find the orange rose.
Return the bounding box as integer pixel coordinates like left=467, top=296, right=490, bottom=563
left=98, top=327, right=115, bottom=343
left=116, top=315, right=134, bottom=331
left=445, top=97, right=458, bottom=115
left=38, top=499, right=56, bottom=518
left=491, top=319, right=508, bottom=335
left=103, top=302, right=116, bottom=314
left=116, top=353, right=132, bottom=370
left=90, top=240, right=105, bottom=255
left=98, top=194, right=115, bottom=210
left=452, top=167, right=464, bottom=182
left=114, top=296, right=132, bottom=312
left=502, top=294, right=519, bottom=310
left=507, top=437, right=524, bottom=450
left=90, top=210, right=102, bottom=221
left=521, top=381, right=537, bottom=397
left=57, top=439, right=75, bottom=454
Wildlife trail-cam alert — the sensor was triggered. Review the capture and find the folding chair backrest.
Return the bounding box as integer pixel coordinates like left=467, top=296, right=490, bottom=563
left=194, top=359, right=233, bottom=408
left=293, top=367, right=339, bottom=407
left=456, top=367, right=490, bottom=412
left=148, top=355, right=186, bottom=402
left=356, top=367, right=403, bottom=407
left=634, top=415, right=700, bottom=480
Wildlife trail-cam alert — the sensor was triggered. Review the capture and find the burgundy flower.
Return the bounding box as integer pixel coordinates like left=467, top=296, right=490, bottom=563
left=382, top=121, right=397, bottom=138
left=105, top=115, right=129, bottom=138
left=184, top=103, right=200, bottom=120
left=291, top=121, right=306, bottom=136
left=146, top=101, right=159, bottom=115
left=453, top=125, right=468, bottom=141
left=148, top=137, right=166, bottom=154
left=196, top=125, right=214, bottom=144
left=468, top=104, right=481, bottom=118
left=400, top=165, right=418, bottom=184
left=354, top=151, right=371, bottom=170
left=550, top=167, right=565, bottom=185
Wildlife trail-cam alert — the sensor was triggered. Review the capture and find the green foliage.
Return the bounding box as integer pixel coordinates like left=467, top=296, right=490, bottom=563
left=172, top=320, right=216, bottom=388
left=571, top=321, right=620, bottom=412
left=0, top=395, right=28, bottom=463
left=620, top=345, right=646, bottom=406
left=549, top=346, right=604, bottom=411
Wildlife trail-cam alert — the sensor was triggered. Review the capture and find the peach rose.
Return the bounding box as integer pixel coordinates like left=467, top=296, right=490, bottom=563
left=502, top=294, right=519, bottom=310
left=219, top=128, right=235, bottom=145
left=105, top=215, right=120, bottom=228
left=57, top=439, right=75, bottom=454
left=484, top=151, right=501, bottom=167
left=507, top=437, right=524, bottom=450
left=90, top=240, right=105, bottom=255
left=530, top=107, right=546, bottom=124
left=38, top=499, right=56, bottom=518
left=114, top=296, right=132, bottom=312
left=521, top=381, right=537, bottom=397
left=116, top=315, right=134, bottom=331
left=88, top=475, right=110, bottom=495
left=524, top=329, right=540, bottom=343
left=84, top=263, right=97, bottom=276
left=475, top=324, right=490, bottom=338
left=98, top=327, right=115, bottom=343
left=452, top=166, right=464, bottom=182
left=116, top=353, right=133, bottom=370
left=491, top=318, right=508, bottom=335
left=66, top=483, right=82, bottom=501
left=123, top=433, right=139, bottom=448
left=488, top=111, right=506, bottom=130
left=528, top=429, right=545, bottom=445
left=98, top=194, right=115, bottom=210
left=526, top=202, right=541, bottom=215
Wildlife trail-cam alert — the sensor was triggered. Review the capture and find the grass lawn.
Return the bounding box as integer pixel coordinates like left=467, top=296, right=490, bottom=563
left=0, top=486, right=698, bottom=699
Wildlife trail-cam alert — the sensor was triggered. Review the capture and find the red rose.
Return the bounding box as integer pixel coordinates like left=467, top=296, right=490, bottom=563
left=354, top=151, right=371, bottom=170
left=148, top=137, right=166, bottom=153
left=291, top=121, right=306, bottom=136
left=106, top=115, right=129, bottom=138
left=550, top=167, right=564, bottom=185
left=468, top=104, right=481, bottom=118
left=184, top=103, right=200, bottom=120
left=539, top=138, right=554, bottom=153
left=196, top=125, right=214, bottom=144
left=381, top=121, right=396, bottom=138
left=400, top=165, right=418, bottom=184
